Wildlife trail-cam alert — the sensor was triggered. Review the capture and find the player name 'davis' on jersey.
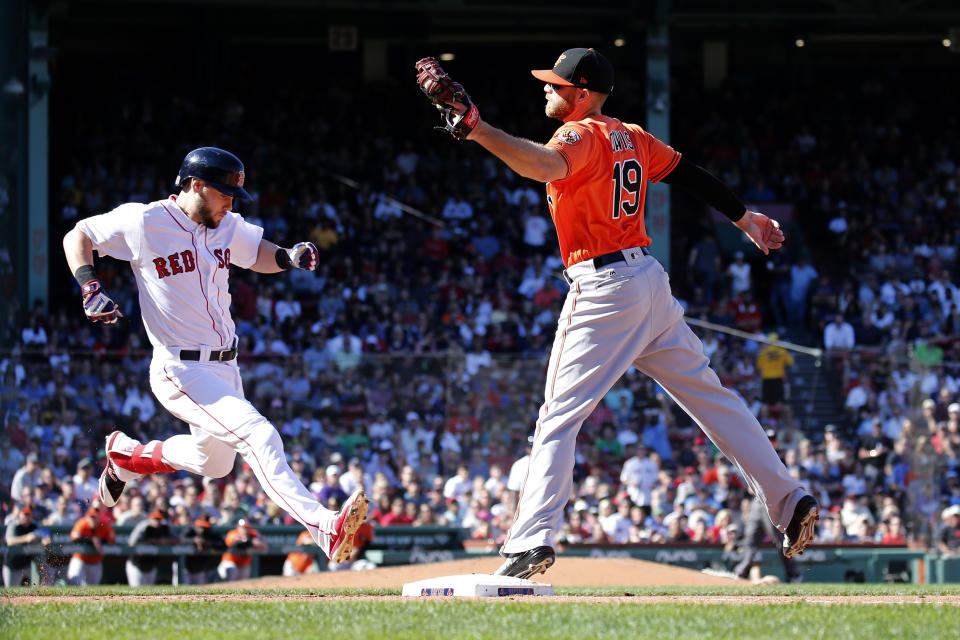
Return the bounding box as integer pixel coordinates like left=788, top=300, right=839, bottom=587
left=609, top=129, right=635, bottom=152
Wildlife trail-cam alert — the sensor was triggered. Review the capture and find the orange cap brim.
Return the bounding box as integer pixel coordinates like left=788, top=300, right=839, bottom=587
left=531, top=69, right=574, bottom=86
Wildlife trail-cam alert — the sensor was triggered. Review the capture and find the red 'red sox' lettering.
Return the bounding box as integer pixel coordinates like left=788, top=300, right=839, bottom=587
left=169, top=252, right=184, bottom=275
left=213, top=248, right=231, bottom=269
left=153, top=257, right=171, bottom=278
left=153, top=250, right=200, bottom=279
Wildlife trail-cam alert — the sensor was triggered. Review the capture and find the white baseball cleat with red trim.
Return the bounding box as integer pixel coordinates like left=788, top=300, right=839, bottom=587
left=105, top=429, right=174, bottom=476
left=329, top=488, right=370, bottom=563
left=99, top=430, right=146, bottom=508
left=98, top=460, right=126, bottom=507
left=105, top=430, right=146, bottom=482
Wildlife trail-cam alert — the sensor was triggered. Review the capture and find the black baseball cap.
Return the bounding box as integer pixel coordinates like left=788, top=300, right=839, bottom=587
left=531, top=48, right=614, bottom=93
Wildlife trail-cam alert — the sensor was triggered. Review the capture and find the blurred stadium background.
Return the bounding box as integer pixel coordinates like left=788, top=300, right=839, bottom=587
left=2, top=0, right=960, bottom=586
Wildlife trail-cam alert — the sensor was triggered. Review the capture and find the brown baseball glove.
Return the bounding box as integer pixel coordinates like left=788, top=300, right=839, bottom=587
left=415, top=57, right=480, bottom=140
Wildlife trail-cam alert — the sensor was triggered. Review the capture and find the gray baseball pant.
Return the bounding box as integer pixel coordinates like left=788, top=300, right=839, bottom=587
left=502, top=250, right=805, bottom=554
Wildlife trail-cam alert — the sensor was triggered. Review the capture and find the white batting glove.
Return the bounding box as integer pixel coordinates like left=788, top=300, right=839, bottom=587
left=81, top=279, right=123, bottom=324
left=287, top=242, right=319, bottom=271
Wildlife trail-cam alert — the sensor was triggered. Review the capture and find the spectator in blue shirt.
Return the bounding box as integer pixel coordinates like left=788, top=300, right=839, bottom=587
left=314, top=464, right=348, bottom=509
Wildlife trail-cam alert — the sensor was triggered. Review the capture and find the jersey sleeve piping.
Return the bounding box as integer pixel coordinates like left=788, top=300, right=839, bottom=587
left=650, top=150, right=682, bottom=183
left=553, top=147, right=573, bottom=181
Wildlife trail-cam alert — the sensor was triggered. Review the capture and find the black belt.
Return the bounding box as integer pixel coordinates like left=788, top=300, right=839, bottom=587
left=179, top=348, right=238, bottom=362
left=592, top=246, right=649, bottom=268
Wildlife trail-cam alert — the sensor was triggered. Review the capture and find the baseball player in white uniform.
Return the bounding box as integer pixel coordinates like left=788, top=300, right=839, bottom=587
left=414, top=49, right=819, bottom=579
left=62, top=147, right=368, bottom=564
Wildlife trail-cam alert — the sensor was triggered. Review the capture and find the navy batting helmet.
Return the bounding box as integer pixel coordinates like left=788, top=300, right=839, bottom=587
left=175, top=147, right=253, bottom=200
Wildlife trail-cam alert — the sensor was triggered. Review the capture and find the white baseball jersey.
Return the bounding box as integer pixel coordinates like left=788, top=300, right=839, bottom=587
left=79, top=196, right=345, bottom=557
left=76, top=196, right=262, bottom=350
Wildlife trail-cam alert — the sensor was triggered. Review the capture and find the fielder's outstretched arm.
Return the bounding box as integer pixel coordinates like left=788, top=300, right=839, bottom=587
left=467, top=121, right=568, bottom=184
left=662, top=157, right=785, bottom=255
left=414, top=56, right=567, bottom=184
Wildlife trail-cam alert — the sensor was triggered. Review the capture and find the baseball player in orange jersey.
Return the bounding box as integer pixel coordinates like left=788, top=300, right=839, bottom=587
left=67, top=506, right=116, bottom=586
left=284, top=529, right=321, bottom=576
left=218, top=518, right=267, bottom=581
left=415, top=48, right=819, bottom=579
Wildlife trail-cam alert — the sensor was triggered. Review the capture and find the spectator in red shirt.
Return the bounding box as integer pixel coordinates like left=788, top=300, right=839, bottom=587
left=446, top=403, right=479, bottom=436
left=734, top=291, right=763, bottom=333
left=879, top=515, right=907, bottom=545
left=379, top=496, right=414, bottom=527
left=532, top=282, right=562, bottom=309
left=230, top=278, right=258, bottom=322
left=422, top=227, right=449, bottom=261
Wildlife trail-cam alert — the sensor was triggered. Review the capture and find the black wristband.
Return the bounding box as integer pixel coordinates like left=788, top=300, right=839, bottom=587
left=74, top=265, right=98, bottom=285
left=275, top=248, right=292, bottom=270
left=661, top=157, right=747, bottom=222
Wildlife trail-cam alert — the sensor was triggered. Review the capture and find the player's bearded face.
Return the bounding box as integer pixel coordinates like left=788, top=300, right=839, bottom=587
left=544, top=85, right=576, bottom=120
left=197, top=185, right=233, bottom=229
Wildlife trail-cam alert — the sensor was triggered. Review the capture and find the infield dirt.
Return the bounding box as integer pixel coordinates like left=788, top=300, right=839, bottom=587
left=223, top=556, right=745, bottom=589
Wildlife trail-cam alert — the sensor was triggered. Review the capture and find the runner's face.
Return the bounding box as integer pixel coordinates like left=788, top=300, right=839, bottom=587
left=197, top=183, right=234, bottom=228
left=544, top=84, right=576, bottom=120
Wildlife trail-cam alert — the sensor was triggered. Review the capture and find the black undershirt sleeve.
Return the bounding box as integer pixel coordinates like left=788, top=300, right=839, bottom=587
left=660, top=156, right=747, bottom=222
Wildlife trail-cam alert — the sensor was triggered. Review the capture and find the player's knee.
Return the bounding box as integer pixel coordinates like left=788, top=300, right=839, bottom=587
left=202, top=454, right=236, bottom=479
left=194, top=449, right=235, bottom=478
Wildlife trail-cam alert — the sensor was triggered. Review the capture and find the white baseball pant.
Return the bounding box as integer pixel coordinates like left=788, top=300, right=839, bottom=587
left=67, top=557, right=102, bottom=586
left=217, top=561, right=252, bottom=582
left=181, top=569, right=207, bottom=585
left=125, top=560, right=157, bottom=586
left=502, top=250, right=805, bottom=554
left=2, top=565, right=28, bottom=587
left=282, top=559, right=319, bottom=576
left=146, top=354, right=339, bottom=555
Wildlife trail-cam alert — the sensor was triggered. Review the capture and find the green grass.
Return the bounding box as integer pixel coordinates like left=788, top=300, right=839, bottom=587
left=3, top=585, right=960, bottom=640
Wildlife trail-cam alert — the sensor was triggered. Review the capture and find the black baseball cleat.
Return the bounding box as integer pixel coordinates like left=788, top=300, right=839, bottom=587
left=98, top=460, right=126, bottom=507
left=494, top=546, right=556, bottom=579
left=783, top=495, right=819, bottom=559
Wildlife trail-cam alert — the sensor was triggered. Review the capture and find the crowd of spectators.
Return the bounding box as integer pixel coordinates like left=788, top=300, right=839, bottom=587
left=3, top=59, right=960, bottom=584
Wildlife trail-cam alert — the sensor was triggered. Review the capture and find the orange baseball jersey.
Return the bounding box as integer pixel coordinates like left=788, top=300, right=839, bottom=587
left=545, top=115, right=681, bottom=267
left=222, top=527, right=261, bottom=568
left=70, top=516, right=116, bottom=564
left=285, top=530, right=318, bottom=574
